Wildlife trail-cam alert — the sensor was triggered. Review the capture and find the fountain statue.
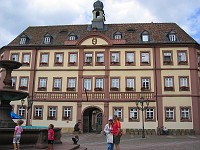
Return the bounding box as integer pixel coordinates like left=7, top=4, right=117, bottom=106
left=0, top=60, right=62, bottom=149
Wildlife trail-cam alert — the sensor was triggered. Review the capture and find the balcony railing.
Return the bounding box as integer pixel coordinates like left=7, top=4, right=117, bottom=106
left=34, top=92, right=154, bottom=101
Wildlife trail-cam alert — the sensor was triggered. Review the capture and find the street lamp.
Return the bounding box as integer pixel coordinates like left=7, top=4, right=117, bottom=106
left=135, top=97, right=149, bottom=138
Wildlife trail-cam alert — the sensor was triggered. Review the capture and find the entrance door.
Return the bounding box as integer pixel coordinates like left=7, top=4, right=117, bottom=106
left=83, top=116, right=89, bottom=133
left=83, top=107, right=102, bottom=133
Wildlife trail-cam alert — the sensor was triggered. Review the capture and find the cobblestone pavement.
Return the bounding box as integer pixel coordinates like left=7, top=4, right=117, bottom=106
left=62, top=133, right=200, bottom=150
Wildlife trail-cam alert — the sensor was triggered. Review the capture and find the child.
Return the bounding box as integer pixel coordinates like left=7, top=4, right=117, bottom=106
left=47, top=124, right=54, bottom=150
left=13, top=119, right=24, bottom=150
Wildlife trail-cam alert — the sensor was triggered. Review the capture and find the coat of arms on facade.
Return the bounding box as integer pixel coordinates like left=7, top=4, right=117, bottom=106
left=92, top=37, right=97, bottom=45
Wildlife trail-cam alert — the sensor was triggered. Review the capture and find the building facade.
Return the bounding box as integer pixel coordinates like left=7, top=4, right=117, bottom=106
left=1, top=1, right=200, bottom=134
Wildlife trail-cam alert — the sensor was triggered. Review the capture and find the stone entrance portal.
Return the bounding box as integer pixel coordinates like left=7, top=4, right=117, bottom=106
left=83, top=107, right=102, bottom=133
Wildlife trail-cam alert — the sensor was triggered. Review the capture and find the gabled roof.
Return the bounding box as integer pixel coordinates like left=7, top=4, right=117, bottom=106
left=7, top=23, right=197, bottom=46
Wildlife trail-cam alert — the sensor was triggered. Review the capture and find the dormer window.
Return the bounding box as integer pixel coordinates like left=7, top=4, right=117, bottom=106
left=68, top=32, right=77, bottom=41
left=19, top=34, right=29, bottom=45
left=20, top=37, right=27, bottom=45
left=43, top=33, right=52, bottom=44
left=44, top=37, right=51, bottom=44
left=168, top=31, right=176, bottom=42
left=113, top=32, right=122, bottom=39
left=141, top=31, right=149, bottom=42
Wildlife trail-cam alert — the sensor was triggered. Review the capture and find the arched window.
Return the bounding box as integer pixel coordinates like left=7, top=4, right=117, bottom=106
left=141, top=31, right=149, bottom=42
left=113, top=32, right=122, bottom=39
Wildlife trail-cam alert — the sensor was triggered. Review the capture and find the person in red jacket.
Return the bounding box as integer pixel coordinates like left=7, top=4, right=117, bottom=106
left=47, top=124, right=54, bottom=150
left=112, top=115, right=121, bottom=150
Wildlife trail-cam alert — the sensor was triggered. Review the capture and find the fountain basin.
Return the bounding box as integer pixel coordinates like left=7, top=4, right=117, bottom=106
left=0, top=127, right=62, bottom=149
left=0, top=89, right=29, bottom=101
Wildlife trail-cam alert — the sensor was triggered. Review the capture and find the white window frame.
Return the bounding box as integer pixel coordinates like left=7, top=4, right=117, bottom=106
left=53, top=78, right=61, bottom=89
left=96, top=53, right=104, bottom=63
left=142, top=35, right=149, bottom=42
left=84, top=78, right=92, bottom=90
left=111, top=53, right=119, bottom=62
left=181, top=108, right=190, bottom=119
left=142, top=78, right=150, bottom=89
left=111, top=78, right=119, bottom=88
left=96, top=78, right=103, bottom=88
left=114, top=34, right=122, bottom=39
left=20, top=37, right=26, bottom=45
left=18, top=106, right=26, bottom=117
left=20, top=77, right=28, bottom=87
left=63, top=107, right=72, bottom=118
left=41, top=54, right=48, bottom=63
left=114, top=108, right=123, bottom=120
left=44, top=36, right=51, bottom=44
left=11, top=54, right=19, bottom=61
left=11, top=77, right=17, bottom=87
left=68, top=78, right=76, bottom=88
left=39, top=78, right=47, bottom=88
left=146, top=108, right=154, bottom=120
left=69, top=53, right=77, bottom=63
left=169, top=34, right=176, bottom=41
left=48, top=107, right=57, bottom=117
left=35, top=107, right=42, bottom=117
left=130, top=108, right=138, bottom=119
left=55, top=53, right=63, bottom=63
left=126, top=78, right=134, bottom=88
left=180, top=77, right=188, bottom=87
left=141, top=52, right=149, bottom=63
left=166, top=108, right=174, bottom=120
left=85, top=53, right=92, bottom=63
left=165, top=77, right=173, bottom=87
left=23, top=54, right=30, bottom=63
left=69, top=35, right=76, bottom=41
left=126, top=52, right=134, bottom=63
left=178, top=52, right=186, bottom=62
left=163, top=52, right=172, bottom=62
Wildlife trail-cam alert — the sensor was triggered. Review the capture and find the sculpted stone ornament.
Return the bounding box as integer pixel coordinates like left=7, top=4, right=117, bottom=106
left=92, top=37, right=97, bottom=45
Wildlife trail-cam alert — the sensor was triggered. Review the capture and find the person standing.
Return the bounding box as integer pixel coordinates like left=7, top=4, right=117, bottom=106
left=13, top=119, right=24, bottom=150
left=104, top=117, right=114, bottom=150
left=47, top=124, right=54, bottom=150
left=113, top=115, right=121, bottom=150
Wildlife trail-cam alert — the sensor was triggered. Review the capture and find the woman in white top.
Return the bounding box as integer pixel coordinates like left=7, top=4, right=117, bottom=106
left=104, top=117, right=114, bottom=150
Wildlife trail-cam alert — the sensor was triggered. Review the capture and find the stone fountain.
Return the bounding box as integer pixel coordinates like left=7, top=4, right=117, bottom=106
left=0, top=60, right=62, bottom=149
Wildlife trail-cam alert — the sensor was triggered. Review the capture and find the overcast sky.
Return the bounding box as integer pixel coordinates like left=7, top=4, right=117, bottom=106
left=0, top=0, right=200, bottom=48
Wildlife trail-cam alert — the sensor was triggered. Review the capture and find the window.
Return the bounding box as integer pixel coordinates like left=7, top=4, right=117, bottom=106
left=96, top=53, right=104, bottom=63
left=69, top=53, right=77, bottom=64
left=180, top=107, right=191, bottom=121
left=129, top=108, right=138, bottom=121
left=113, top=108, right=123, bottom=121
left=126, top=78, right=135, bottom=91
left=44, top=36, right=51, bottom=44
left=22, top=53, right=30, bottom=65
left=48, top=106, right=57, bottom=120
left=67, top=78, right=76, bottom=91
left=178, top=51, right=187, bottom=64
left=18, top=106, right=26, bottom=119
left=34, top=106, right=43, bottom=119
left=11, top=77, right=17, bottom=88
left=53, top=78, right=62, bottom=90
left=38, top=78, right=47, bottom=90
left=141, top=52, right=150, bottom=64
left=164, top=77, right=174, bottom=91
left=141, top=78, right=150, bottom=91
left=179, top=77, right=189, bottom=91
left=113, top=32, right=122, bottom=39
left=11, top=53, right=19, bottom=61
left=146, top=108, right=154, bottom=121
left=84, top=78, right=92, bottom=91
left=85, top=53, right=93, bottom=64
left=111, top=52, right=119, bottom=64
left=111, top=78, right=119, bottom=91
left=169, top=34, right=176, bottom=41
left=95, top=78, right=103, bottom=91
left=165, top=107, right=175, bottom=121
left=19, top=77, right=28, bottom=89
left=54, top=53, right=63, bottom=65
left=69, top=35, right=76, bottom=41
left=20, top=37, right=27, bottom=45
left=63, top=106, right=72, bottom=120
left=141, top=31, right=149, bottom=42
left=126, top=52, right=135, bottom=65
left=163, top=51, right=173, bottom=64
left=40, top=53, right=49, bottom=65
